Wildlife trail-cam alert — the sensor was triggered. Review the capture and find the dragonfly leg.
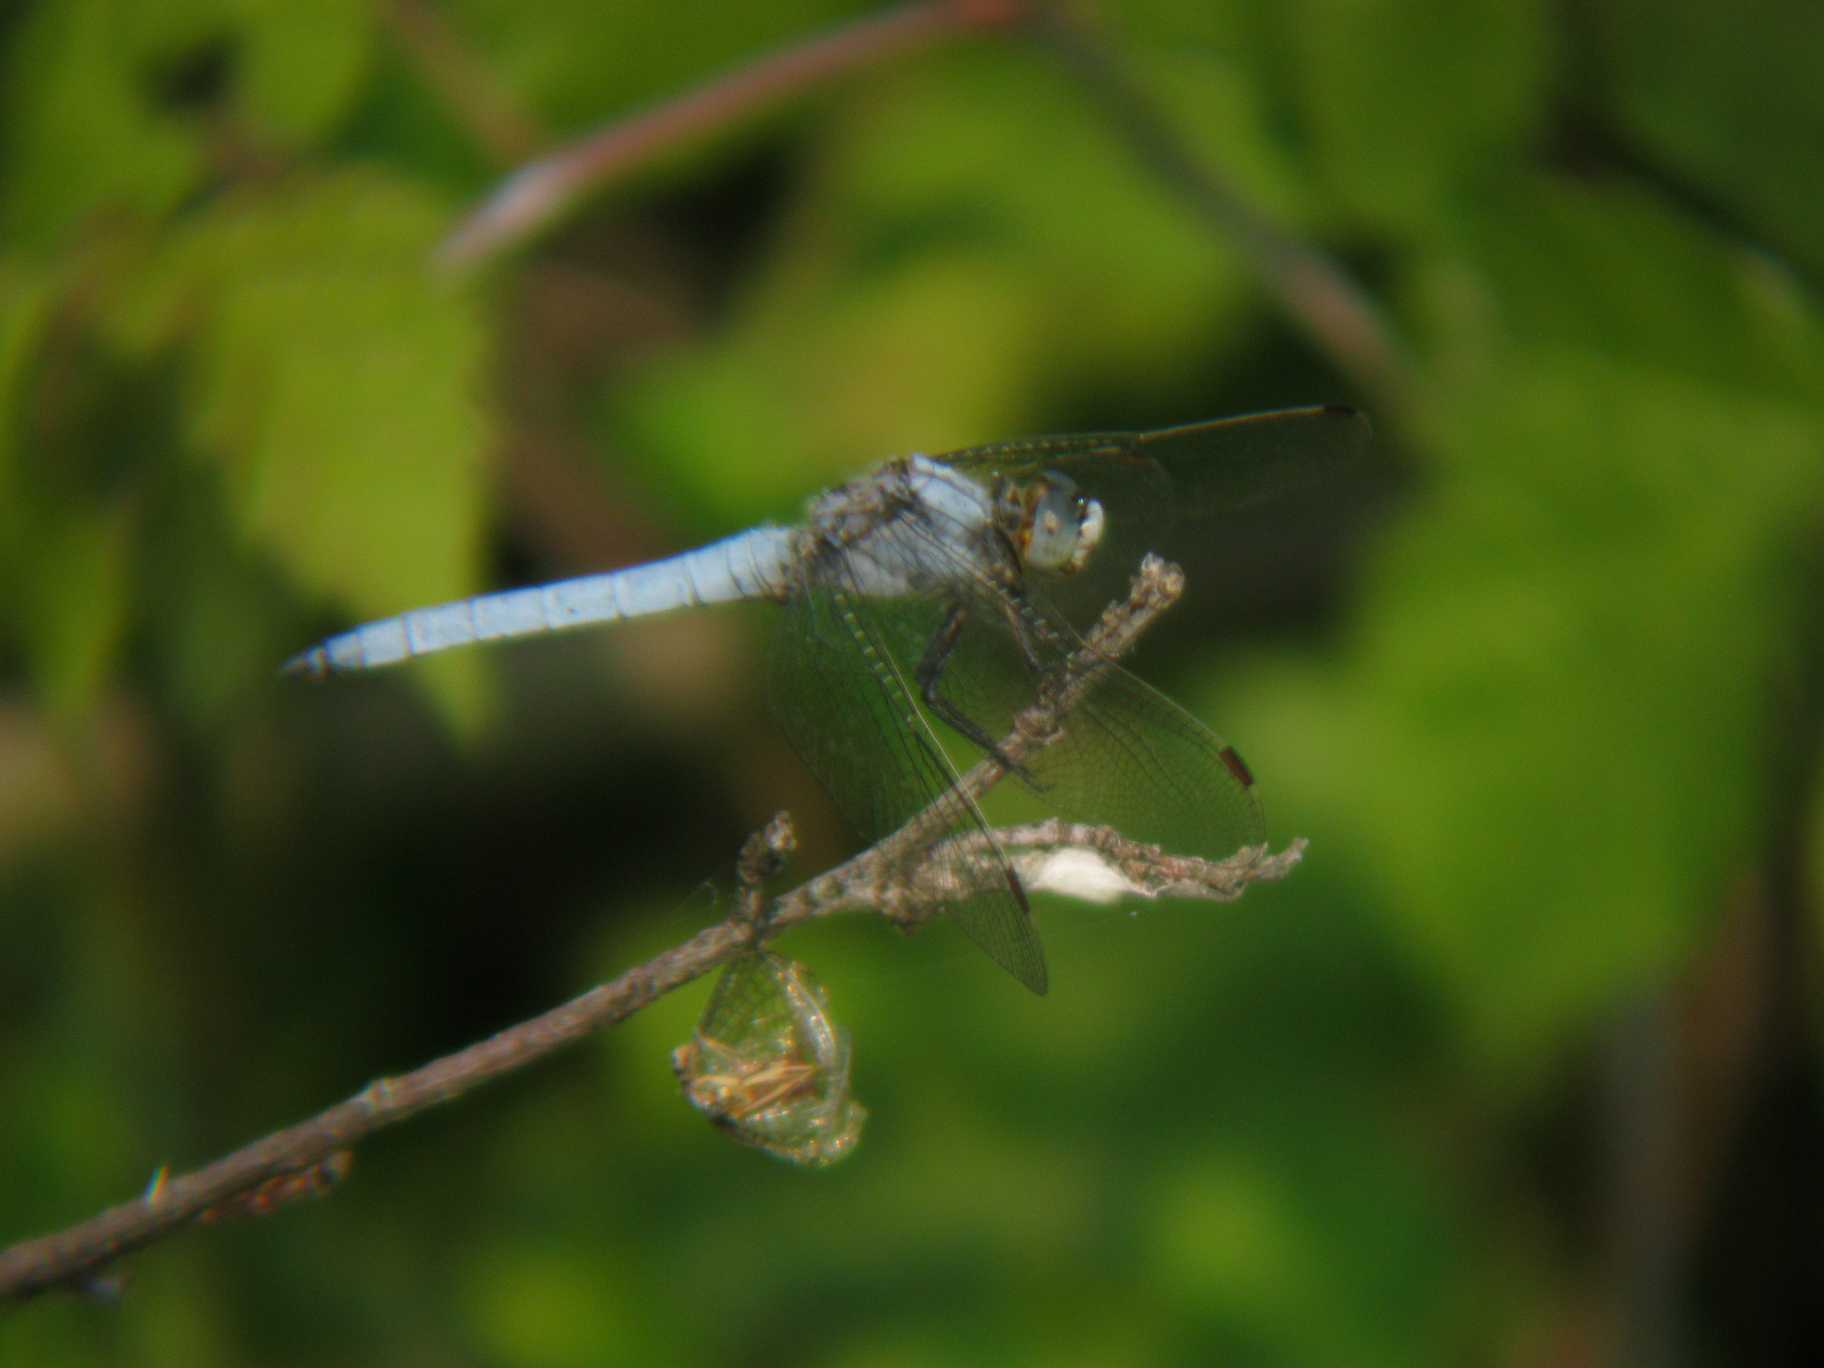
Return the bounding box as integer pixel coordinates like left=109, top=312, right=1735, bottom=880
left=996, top=593, right=1051, bottom=675
left=916, top=601, right=1039, bottom=785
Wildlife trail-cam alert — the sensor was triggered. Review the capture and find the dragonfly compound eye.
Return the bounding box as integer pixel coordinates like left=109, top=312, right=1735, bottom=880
left=1021, top=473, right=1105, bottom=575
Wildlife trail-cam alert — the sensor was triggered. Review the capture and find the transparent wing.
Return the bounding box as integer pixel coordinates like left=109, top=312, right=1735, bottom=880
left=933, top=402, right=1373, bottom=649
left=888, top=553, right=1267, bottom=869
left=768, top=573, right=1049, bottom=995
left=1032, top=651, right=1265, bottom=860
left=936, top=405, right=1370, bottom=509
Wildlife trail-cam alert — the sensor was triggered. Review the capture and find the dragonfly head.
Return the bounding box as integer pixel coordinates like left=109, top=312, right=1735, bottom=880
left=1003, top=471, right=1106, bottom=576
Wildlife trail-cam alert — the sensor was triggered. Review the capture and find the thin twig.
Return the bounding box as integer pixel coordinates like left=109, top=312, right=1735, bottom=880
left=435, top=0, right=1032, bottom=271
left=0, top=916, right=751, bottom=1305
left=0, top=556, right=1299, bottom=1304
left=384, top=0, right=547, bottom=165
left=928, top=823, right=1303, bottom=907
left=1030, top=9, right=1410, bottom=409
left=735, top=812, right=798, bottom=930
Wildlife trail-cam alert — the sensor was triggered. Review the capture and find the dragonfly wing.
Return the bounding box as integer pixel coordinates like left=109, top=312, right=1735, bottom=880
left=881, top=563, right=1268, bottom=868
left=937, top=404, right=1373, bottom=632
left=1028, top=646, right=1266, bottom=861
left=768, top=576, right=1049, bottom=995
left=936, top=405, right=1370, bottom=507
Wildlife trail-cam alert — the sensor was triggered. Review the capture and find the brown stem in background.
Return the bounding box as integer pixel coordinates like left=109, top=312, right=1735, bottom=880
left=1029, top=9, right=1410, bottom=410
left=434, top=0, right=1033, bottom=271
left=426, top=0, right=1406, bottom=409
left=384, top=0, right=548, bottom=165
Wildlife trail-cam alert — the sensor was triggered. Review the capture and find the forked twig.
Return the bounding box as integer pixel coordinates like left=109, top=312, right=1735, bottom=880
left=0, top=556, right=1300, bottom=1304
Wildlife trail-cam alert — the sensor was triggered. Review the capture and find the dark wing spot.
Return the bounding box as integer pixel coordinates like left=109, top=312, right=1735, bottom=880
left=1218, top=744, right=1255, bottom=788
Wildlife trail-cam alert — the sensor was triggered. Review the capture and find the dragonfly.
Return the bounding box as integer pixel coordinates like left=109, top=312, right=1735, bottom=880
left=287, top=406, right=1370, bottom=995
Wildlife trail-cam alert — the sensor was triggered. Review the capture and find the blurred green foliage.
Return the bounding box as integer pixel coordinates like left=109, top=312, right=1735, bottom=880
left=3, top=1, right=1821, bottom=1364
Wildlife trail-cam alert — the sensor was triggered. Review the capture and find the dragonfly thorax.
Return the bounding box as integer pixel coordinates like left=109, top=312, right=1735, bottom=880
left=997, top=472, right=1106, bottom=576
left=793, top=454, right=1004, bottom=598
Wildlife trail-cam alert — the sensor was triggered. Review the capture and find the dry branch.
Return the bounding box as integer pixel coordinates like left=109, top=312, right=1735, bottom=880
left=0, top=556, right=1301, bottom=1304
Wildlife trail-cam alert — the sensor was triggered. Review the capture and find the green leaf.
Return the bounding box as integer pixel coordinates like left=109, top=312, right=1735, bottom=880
left=1148, top=1113, right=1452, bottom=1365
left=0, top=0, right=204, bottom=249
left=0, top=257, right=57, bottom=553
left=815, top=48, right=1262, bottom=376
left=1252, top=350, right=1821, bottom=1072
left=1417, top=177, right=1824, bottom=406
left=1273, top=0, right=1553, bottom=236
left=0, top=255, right=145, bottom=720
left=16, top=504, right=137, bottom=721
left=1585, top=0, right=1824, bottom=276
left=229, top=0, right=376, bottom=144
left=0, top=0, right=376, bottom=252
left=109, top=171, right=492, bottom=726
